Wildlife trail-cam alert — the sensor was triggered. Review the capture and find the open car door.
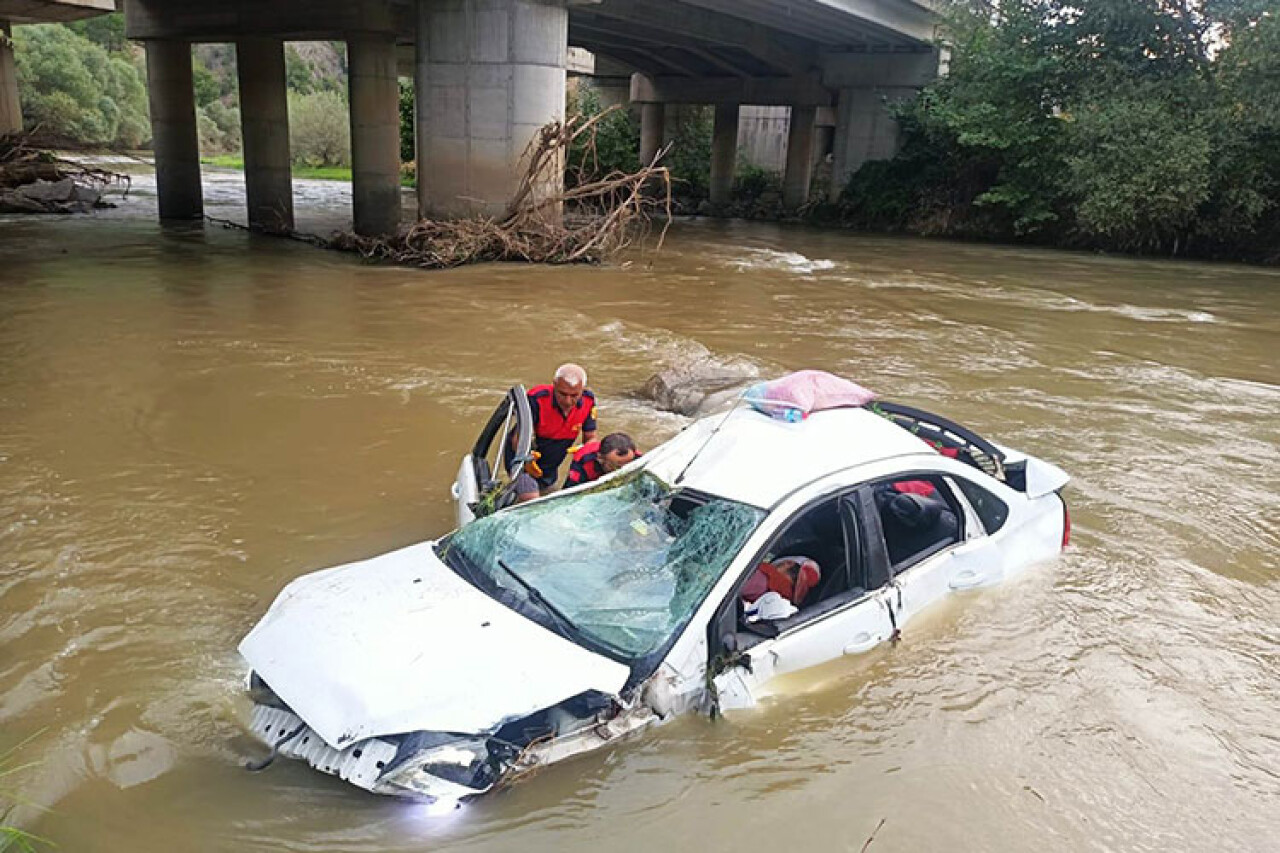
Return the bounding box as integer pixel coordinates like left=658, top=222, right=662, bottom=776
left=451, top=385, right=534, bottom=528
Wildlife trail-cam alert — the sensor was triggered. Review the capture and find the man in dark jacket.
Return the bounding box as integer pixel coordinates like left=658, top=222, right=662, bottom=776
left=566, top=432, right=640, bottom=487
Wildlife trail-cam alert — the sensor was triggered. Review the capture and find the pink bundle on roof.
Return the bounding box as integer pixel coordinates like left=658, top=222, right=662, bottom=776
left=745, top=370, right=876, bottom=421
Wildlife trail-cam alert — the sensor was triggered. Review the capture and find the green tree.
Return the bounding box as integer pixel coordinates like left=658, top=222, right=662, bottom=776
left=565, top=85, right=639, bottom=186
left=191, top=61, right=221, bottom=109
left=14, top=23, right=149, bottom=148
left=399, top=78, right=414, bottom=163
left=836, top=0, right=1280, bottom=260
left=284, top=44, right=313, bottom=95
left=66, top=12, right=127, bottom=53
left=665, top=105, right=712, bottom=202
left=1065, top=91, right=1212, bottom=251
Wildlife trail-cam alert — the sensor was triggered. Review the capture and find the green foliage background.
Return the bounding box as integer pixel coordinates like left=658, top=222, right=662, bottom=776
left=13, top=23, right=149, bottom=148
left=838, top=0, right=1280, bottom=261
left=11, top=17, right=359, bottom=168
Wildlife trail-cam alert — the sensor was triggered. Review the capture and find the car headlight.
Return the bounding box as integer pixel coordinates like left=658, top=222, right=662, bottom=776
left=416, top=740, right=489, bottom=784
left=374, top=735, right=501, bottom=799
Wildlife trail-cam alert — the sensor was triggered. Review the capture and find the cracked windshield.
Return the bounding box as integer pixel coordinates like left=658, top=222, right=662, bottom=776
left=446, top=474, right=764, bottom=658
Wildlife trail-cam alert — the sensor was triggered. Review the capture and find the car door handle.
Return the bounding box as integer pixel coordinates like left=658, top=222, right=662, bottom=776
left=949, top=567, right=987, bottom=590
left=843, top=632, right=880, bottom=655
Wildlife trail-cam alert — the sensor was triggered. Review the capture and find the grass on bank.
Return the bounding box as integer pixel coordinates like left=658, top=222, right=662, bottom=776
left=200, top=155, right=415, bottom=187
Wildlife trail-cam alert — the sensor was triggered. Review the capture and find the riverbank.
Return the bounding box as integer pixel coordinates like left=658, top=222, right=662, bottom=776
left=200, top=155, right=416, bottom=187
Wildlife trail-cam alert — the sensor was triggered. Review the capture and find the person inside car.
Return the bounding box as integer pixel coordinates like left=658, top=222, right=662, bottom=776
left=740, top=555, right=821, bottom=621
left=566, top=432, right=640, bottom=487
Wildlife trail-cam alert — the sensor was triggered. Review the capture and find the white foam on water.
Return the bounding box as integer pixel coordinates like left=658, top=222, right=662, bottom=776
left=731, top=248, right=837, bottom=275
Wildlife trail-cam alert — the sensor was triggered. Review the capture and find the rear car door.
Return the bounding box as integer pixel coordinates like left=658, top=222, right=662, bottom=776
left=451, top=385, right=533, bottom=528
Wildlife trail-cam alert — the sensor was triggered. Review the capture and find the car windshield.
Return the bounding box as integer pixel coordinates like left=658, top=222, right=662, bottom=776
left=440, top=473, right=764, bottom=660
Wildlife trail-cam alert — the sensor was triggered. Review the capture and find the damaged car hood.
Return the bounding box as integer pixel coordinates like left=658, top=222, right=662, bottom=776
left=238, top=542, right=631, bottom=749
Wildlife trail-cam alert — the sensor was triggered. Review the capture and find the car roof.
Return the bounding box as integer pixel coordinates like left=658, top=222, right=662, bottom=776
left=643, top=404, right=939, bottom=509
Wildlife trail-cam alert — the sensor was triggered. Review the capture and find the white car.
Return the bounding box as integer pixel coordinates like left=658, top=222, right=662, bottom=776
left=239, top=386, right=1069, bottom=804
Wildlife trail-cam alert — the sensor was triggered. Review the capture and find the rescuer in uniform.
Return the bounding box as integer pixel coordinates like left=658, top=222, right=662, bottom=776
left=566, top=432, right=640, bottom=487
left=513, top=363, right=597, bottom=502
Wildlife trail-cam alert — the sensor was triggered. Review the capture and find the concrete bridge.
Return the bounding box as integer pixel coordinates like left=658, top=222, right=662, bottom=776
left=5, top=0, right=942, bottom=235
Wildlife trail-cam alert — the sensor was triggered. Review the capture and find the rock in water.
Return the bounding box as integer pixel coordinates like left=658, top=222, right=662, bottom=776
left=639, top=364, right=759, bottom=417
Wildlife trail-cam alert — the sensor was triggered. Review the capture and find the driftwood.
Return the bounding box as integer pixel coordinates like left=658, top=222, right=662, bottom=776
left=0, top=131, right=129, bottom=214
left=330, top=108, right=672, bottom=268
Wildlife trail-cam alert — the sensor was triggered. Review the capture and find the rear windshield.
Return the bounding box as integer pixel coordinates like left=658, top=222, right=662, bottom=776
left=440, top=474, right=764, bottom=661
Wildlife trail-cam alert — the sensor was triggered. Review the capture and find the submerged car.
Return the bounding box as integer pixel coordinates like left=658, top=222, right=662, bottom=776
left=239, top=383, right=1069, bottom=803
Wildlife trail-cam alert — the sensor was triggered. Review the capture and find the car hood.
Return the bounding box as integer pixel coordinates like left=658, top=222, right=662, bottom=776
left=238, top=541, right=631, bottom=749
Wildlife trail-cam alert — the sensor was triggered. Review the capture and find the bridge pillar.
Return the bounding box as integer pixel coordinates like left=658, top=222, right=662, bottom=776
left=639, top=102, right=664, bottom=167
left=415, top=0, right=568, bottom=220
left=144, top=40, right=204, bottom=220
left=783, top=105, right=816, bottom=209
left=236, top=38, right=294, bottom=233
left=830, top=88, right=909, bottom=201
left=1, top=20, right=20, bottom=135
left=348, top=35, right=401, bottom=236
left=823, top=52, right=941, bottom=202
left=709, top=103, right=738, bottom=208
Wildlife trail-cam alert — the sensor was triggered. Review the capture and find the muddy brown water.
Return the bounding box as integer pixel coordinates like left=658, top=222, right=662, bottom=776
left=2, top=174, right=1278, bottom=851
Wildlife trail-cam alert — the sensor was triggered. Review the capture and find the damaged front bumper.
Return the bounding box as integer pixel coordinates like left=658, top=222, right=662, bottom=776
left=248, top=705, right=496, bottom=801
left=247, top=689, right=664, bottom=801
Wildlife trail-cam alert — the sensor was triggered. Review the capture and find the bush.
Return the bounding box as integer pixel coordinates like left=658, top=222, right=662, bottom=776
left=732, top=164, right=780, bottom=202
left=288, top=90, right=349, bottom=168
left=198, top=98, right=241, bottom=154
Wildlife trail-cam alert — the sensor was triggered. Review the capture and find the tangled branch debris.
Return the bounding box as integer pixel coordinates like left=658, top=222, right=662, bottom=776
left=0, top=131, right=129, bottom=214
left=330, top=108, right=671, bottom=268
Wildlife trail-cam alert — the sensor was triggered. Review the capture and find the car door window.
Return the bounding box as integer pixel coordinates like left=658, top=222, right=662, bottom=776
left=708, top=495, right=864, bottom=655
left=750, top=497, right=849, bottom=610
left=468, top=386, right=533, bottom=516
left=869, top=474, right=963, bottom=572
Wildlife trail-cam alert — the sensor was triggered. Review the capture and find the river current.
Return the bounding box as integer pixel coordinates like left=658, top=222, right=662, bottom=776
left=1, top=172, right=1277, bottom=851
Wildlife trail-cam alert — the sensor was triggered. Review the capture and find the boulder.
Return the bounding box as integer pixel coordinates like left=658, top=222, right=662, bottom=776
left=638, top=363, right=759, bottom=417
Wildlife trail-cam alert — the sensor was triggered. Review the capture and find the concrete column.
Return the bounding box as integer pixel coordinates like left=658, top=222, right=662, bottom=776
left=709, top=102, right=739, bottom=208
left=1, top=21, right=21, bottom=135
left=782, top=105, right=816, bottom=209
left=814, top=125, right=834, bottom=170
left=415, top=0, right=568, bottom=220
left=348, top=36, right=401, bottom=236
left=829, top=86, right=912, bottom=202
left=144, top=40, right=204, bottom=220
left=638, top=101, right=664, bottom=166
left=236, top=38, right=294, bottom=233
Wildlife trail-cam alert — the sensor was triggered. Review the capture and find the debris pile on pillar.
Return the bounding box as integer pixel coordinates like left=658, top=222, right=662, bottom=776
left=330, top=110, right=671, bottom=269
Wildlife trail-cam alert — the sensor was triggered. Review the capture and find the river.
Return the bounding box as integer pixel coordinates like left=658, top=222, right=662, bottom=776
left=1, top=171, right=1277, bottom=851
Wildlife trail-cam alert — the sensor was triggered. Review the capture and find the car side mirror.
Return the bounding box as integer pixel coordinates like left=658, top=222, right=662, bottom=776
left=720, top=632, right=739, bottom=654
